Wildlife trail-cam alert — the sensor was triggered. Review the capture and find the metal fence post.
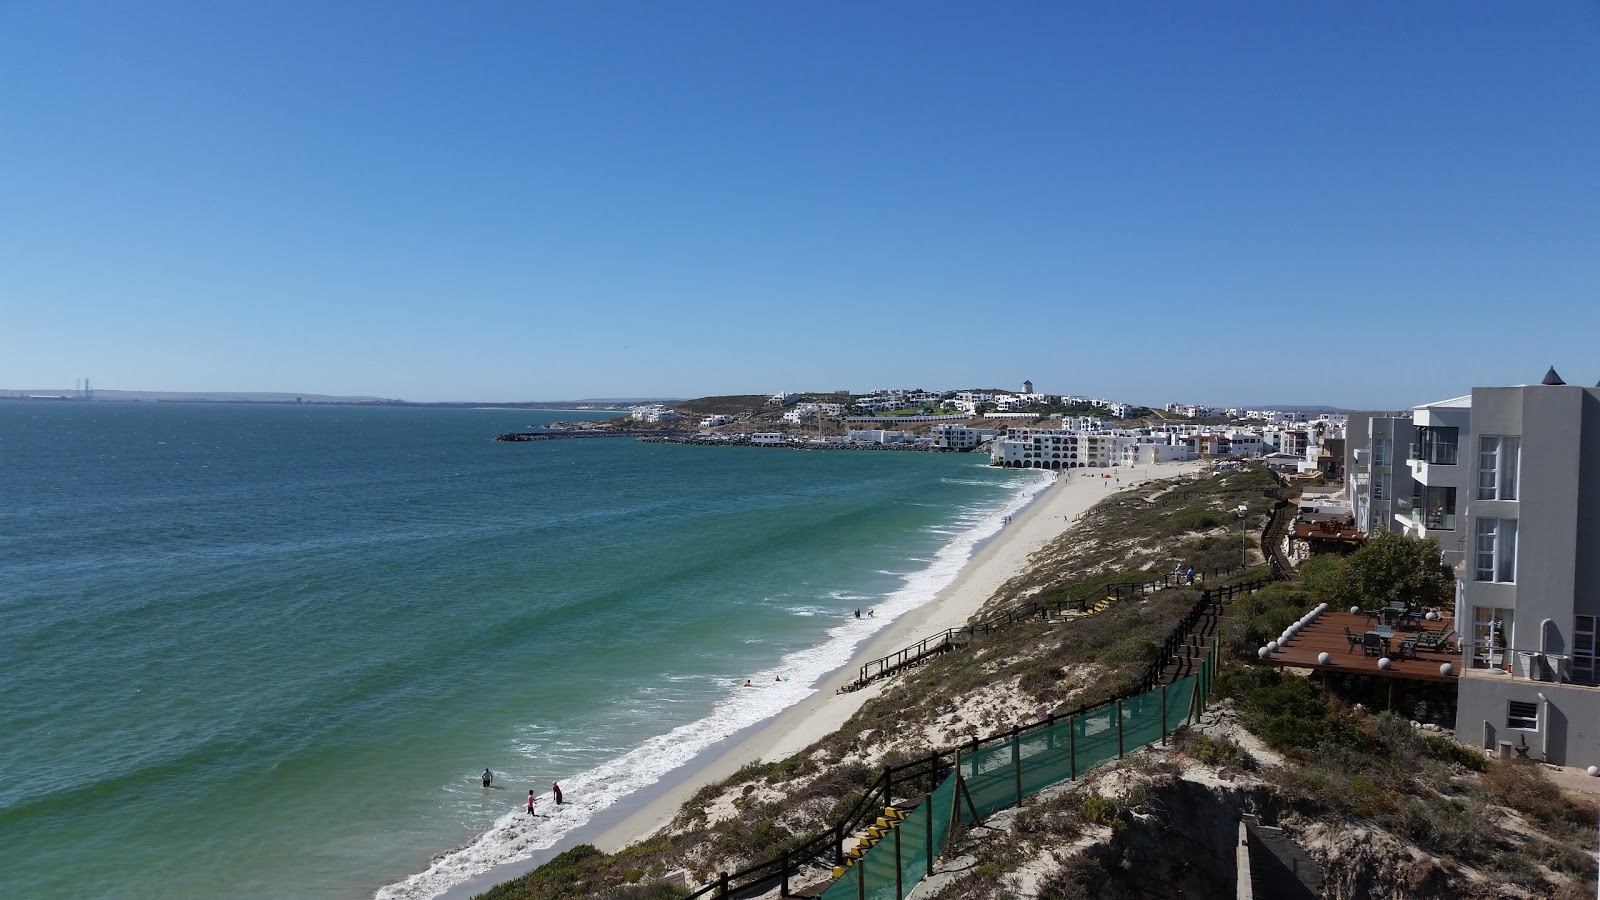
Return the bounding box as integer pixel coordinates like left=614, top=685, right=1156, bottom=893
left=949, top=749, right=963, bottom=831
left=1161, top=684, right=1168, bottom=742
left=719, top=871, right=729, bottom=898
left=1068, top=715, right=1077, bottom=778
left=1116, top=698, right=1125, bottom=757
left=893, top=815, right=903, bottom=898
left=781, top=848, right=790, bottom=897
left=1012, top=727, right=1023, bottom=805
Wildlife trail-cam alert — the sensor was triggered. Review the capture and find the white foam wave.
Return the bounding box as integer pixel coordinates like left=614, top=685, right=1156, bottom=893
left=375, top=472, right=1053, bottom=900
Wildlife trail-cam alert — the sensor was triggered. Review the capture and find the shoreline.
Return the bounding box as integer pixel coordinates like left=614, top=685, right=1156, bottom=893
left=435, top=461, right=1204, bottom=899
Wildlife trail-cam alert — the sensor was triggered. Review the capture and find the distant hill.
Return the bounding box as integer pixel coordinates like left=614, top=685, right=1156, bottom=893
left=673, top=395, right=772, bottom=417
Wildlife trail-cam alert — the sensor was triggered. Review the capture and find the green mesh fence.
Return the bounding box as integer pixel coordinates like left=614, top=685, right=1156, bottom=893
left=820, top=639, right=1216, bottom=900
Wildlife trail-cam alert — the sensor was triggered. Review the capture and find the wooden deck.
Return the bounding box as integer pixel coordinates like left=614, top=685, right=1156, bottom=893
left=1259, top=611, right=1461, bottom=683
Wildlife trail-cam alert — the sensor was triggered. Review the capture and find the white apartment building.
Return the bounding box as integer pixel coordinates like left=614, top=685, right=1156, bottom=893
left=1343, top=413, right=1415, bottom=537
left=990, top=428, right=1179, bottom=469
left=1432, top=371, right=1600, bottom=769
left=768, top=392, right=800, bottom=407
left=929, top=424, right=981, bottom=451
left=700, top=414, right=733, bottom=429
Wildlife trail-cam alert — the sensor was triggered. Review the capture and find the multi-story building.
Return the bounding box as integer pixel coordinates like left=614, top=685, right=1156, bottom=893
left=928, top=424, right=981, bottom=451
left=1430, top=370, right=1600, bottom=768
left=1397, top=395, right=1473, bottom=558
left=1344, top=413, right=1415, bottom=537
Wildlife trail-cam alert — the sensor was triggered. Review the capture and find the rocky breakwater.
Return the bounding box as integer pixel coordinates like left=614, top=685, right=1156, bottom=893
left=495, top=429, right=677, bottom=442
left=636, top=435, right=954, bottom=452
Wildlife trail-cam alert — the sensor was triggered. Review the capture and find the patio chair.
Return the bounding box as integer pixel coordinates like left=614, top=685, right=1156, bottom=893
left=1396, top=637, right=1419, bottom=660
left=1344, top=626, right=1363, bottom=652
left=1416, top=628, right=1456, bottom=653
left=1363, top=633, right=1386, bottom=657
left=1361, top=609, right=1384, bottom=627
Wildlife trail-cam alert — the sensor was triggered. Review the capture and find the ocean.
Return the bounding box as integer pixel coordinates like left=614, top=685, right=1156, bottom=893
left=0, top=402, right=1042, bottom=899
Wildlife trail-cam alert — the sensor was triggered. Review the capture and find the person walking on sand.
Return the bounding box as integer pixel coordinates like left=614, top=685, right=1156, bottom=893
left=482, top=768, right=493, bottom=788
left=527, top=790, right=537, bottom=816
left=552, top=781, right=563, bottom=805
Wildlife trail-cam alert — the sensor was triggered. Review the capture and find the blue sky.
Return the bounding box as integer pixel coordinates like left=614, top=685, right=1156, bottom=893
left=3, top=2, right=1597, bottom=406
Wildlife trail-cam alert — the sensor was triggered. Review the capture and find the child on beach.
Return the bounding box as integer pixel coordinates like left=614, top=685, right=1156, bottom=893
left=552, top=781, right=563, bottom=805
left=527, top=790, right=536, bottom=815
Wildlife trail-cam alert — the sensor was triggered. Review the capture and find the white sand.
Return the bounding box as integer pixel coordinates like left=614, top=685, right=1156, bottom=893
left=436, top=459, right=1205, bottom=899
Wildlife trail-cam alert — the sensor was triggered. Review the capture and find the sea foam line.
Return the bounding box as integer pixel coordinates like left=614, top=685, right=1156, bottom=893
left=375, top=469, right=1054, bottom=900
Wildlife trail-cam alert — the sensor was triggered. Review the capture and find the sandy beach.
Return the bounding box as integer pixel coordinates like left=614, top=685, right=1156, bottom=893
left=438, top=459, right=1205, bottom=899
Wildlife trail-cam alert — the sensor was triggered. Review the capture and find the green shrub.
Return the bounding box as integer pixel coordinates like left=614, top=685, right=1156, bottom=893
left=1078, top=794, right=1127, bottom=829
left=1422, top=734, right=1488, bottom=772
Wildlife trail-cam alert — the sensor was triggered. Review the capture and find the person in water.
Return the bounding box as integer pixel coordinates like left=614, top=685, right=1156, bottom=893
left=482, top=768, right=493, bottom=788
left=552, top=781, right=564, bottom=805
left=527, top=790, right=537, bottom=815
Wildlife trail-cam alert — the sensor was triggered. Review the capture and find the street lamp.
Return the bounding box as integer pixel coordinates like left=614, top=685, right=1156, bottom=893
left=1236, top=504, right=1249, bottom=566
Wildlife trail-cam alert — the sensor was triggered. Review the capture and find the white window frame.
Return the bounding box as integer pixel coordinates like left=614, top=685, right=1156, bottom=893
left=1477, top=436, right=1520, bottom=501
left=1474, top=517, right=1516, bottom=583
left=1507, top=700, right=1539, bottom=731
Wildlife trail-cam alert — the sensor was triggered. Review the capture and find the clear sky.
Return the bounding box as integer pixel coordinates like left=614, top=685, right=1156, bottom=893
left=3, top=2, right=1597, bottom=407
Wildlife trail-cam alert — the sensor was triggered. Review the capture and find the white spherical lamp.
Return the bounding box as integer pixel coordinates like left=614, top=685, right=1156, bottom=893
left=1267, top=641, right=1279, bottom=653
left=1317, top=652, right=1331, bottom=665
left=1439, top=663, right=1453, bottom=676
left=1378, top=657, right=1392, bottom=670
left=1258, top=646, right=1269, bottom=658
left=1586, top=766, right=1598, bottom=777
left=1349, top=606, right=1360, bottom=614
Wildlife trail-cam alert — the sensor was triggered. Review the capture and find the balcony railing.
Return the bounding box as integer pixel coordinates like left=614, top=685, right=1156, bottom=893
left=1422, top=510, right=1456, bottom=531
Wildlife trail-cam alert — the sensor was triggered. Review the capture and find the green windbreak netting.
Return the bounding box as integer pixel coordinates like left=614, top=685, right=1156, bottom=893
left=820, top=638, right=1216, bottom=900
left=819, top=774, right=958, bottom=900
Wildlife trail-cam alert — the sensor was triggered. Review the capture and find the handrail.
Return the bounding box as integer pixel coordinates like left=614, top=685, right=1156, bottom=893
left=852, top=563, right=1256, bottom=686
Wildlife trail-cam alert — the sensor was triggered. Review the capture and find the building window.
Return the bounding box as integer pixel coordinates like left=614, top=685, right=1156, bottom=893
left=1373, top=438, right=1387, bottom=466
left=1472, top=606, right=1512, bottom=670
left=1412, top=484, right=1457, bottom=530
left=1507, top=700, right=1539, bottom=731
left=1575, top=616, right=1597, bottom=686
left=1474, top=518, right=1517, bottom=582
left=1477, top=436, right=1520, bottom=501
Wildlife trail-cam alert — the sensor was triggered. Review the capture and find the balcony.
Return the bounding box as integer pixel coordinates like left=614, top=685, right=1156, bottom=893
left=1410, top=427, right=1459, bottom=466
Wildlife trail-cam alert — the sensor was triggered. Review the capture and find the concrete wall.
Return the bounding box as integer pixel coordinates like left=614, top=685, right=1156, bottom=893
left=1456, top=675, right=1600, bottom=768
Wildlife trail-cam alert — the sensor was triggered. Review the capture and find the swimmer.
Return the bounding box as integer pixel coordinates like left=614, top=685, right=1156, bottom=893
left=743, top=679, right=752, bottom=687
left=482, top=768, right=493, bottom=788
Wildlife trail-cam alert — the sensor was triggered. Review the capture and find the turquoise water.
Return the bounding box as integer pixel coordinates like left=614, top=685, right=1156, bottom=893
left=0, top=402, right=1037, bottom=899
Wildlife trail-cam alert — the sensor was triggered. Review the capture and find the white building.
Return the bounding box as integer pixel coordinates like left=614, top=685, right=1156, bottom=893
left=700, top=414, right=733, bottom=429
left=768, top=392, right=800, bottom=407
left=929, top=424, right=981, bottom=451
left=629, top=404, right=681, bottom=423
